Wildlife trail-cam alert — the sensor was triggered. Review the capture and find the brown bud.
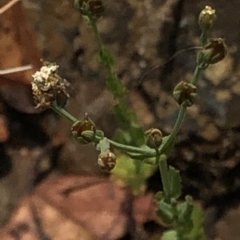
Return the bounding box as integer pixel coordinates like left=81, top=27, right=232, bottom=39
left=144, top=128, right=163, bottom=149
left=71, top=113, right=96, bottom=144
left=173, top=81, right=197, bottom=106
left=75, top=0, right=104, bottom=19
left=98, top=151, right=116, bottom=171
left=197, top=38, right=227, bottom=69
left=198, top=6, right=216, bottom=30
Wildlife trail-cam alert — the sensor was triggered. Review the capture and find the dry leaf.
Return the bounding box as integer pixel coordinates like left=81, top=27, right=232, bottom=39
left=1, top=175, right=156, bottom=240
left=0, top=0, right=42, bottom=113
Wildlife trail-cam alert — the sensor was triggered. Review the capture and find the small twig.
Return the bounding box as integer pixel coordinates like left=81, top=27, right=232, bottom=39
left=0, top=0, right=20, bottom=15
left=0, top=65, right=32, bottom=75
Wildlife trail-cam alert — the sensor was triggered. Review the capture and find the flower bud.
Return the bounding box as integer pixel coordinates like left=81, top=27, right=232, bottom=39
left=173, top=81, right=197, bottom=106
left=198, top=6, right=216, bottom=30
left=197, top=38, right=227, bottom=69
left=75, top=0, right=104, bottom=19
left=98, top=151, right=116, bottom=171
left=71, top=113, right=96, bottom=144
left=145, top=128, right=163, bottom=149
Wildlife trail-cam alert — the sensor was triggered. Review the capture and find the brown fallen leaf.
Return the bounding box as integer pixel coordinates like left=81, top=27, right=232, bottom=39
left=0, top=175, right=156, bottom=240
left=0, top=197, right=96, bottom=240
left=0, top=0, right=42, bottom=113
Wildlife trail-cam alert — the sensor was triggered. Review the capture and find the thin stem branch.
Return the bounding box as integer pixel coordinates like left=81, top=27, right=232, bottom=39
left=191, top=65, right=202, bottom=86
left=159, top=64, right=203, bottom=155
left=91, top=20, right=113, bottom=75
left=91, top=20, right=103, bottom=56
left=51, top=102, right=78, bottom=123
left=200, top=30, right=210, bottom=47
left=82, top=130, right=155, bottom=156
left=160, top=103, right=187, bottom=154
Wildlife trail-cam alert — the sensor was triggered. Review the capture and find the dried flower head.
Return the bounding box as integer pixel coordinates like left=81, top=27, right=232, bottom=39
left=75, top=0, right=104, bottom=20
left=197, top=38, right=227, bottom=69
left=32, top=62, right=70, bottom=109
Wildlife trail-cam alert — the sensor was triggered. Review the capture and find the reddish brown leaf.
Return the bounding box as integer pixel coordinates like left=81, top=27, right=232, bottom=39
left=0, top=175, right=156, bottom=240
left=0, top=197, right=96, bottom=240
left=0, top=0, right=41, bottom=84
left=0, top=0, right=42, bottom=113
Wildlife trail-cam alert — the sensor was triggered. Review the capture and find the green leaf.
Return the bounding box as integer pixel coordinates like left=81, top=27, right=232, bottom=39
left=114, top=102, right=135, bottom=129
left=157, top=200, right=174, bottom=224
left=162, top=230, right=177, bottom=240
left=96, top=137, right=110, bottom=154
left=177, top=196, right=194, bottom=233
left=186, top=204, right=209, bottom=240
left=169, top=166, right=182, bottom=199
left=106, top=74, right=125, bottom=99
left=128, top=125, right=145, bottom=146
left=111, top=154, right=156, bottom=195
left=99, top=47, right=115, bottom=67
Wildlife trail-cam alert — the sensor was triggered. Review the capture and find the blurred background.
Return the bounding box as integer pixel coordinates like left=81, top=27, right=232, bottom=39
left=0, top=0, right=239, bottom=239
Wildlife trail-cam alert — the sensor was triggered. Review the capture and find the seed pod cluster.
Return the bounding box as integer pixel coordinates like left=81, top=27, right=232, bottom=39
left=144, top=128, right=163, bottom=149
left=71, top=113, right=96, bottom=144
left=197, top=38, right=227, bottom=69
left=98, top=151, right=116, bottom=171
left=173, top=81, right=197, bottom=106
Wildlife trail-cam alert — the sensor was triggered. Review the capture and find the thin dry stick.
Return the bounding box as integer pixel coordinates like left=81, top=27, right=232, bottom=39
left=137, top=46, right=202, bottom=86
left=0, top=65, right=32, bottom=75
left=0, top=0, right=20, bottom=15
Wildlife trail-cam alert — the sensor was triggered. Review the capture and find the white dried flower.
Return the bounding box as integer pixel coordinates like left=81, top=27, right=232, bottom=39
left=31, top=62, right=70, bottom=109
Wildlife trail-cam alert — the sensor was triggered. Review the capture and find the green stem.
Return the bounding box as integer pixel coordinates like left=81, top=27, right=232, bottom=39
left=160, top=103, right=187, bottom=154
left=91, top=20, right=104, bottom=57
left=82, top=130, right=155, bottom=156
left=159, top=64, right=203, bottom=155
left=91, top=18, right=125, bottom=99
left=200, top=29, right=210, bottom=47
left=191, top=65, right=203, bottom=86
left=158, top=154, right=171, bottom=202
left=51, top=102, right=78, bottom=123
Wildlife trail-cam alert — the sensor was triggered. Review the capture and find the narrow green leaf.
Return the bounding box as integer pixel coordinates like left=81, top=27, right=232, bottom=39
left=114, top=102, right=134, bottom=129
left=113, top=102, right=143, bottom=132
left=186, top=204, right=208, bottom=240
left=177, top=196, right=194, bottom=231
left=100, top=47, right=115, bottom=67
left=106, top=74, right=125, bottom=99
left=157, top=200, right=174, bottom=225
left=169, top=166, right=182, bottom=199
left=128, top=125, right=145, bottom=146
